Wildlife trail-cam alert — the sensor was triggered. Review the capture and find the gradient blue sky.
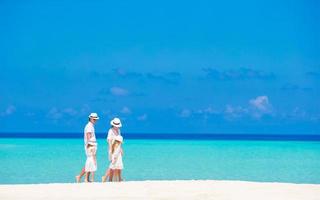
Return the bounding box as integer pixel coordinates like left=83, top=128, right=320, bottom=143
left=1, top=0, right=319, bottom=134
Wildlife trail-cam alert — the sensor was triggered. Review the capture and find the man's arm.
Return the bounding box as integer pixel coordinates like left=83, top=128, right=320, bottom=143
left=86, top=132, right=92, bottom=142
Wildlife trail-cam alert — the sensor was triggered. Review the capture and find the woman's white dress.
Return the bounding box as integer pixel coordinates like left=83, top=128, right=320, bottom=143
left=109, top=146, right=123, bottom=169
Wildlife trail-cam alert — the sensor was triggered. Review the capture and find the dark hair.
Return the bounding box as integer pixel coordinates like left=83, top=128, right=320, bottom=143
left=87, top=143, right=94, bottom=148
left=111, top=140, right=121, bottom=154
left=89, top=117, right=96, bottom=122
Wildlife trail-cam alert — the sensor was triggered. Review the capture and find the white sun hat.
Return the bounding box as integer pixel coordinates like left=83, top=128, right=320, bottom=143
left=88, top=113, right=99, bottom=119
left=110, top=117, right=122, bottom=127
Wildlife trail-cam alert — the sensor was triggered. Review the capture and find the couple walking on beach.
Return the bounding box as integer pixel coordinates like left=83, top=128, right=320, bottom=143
left=75, top=113, right=124, bottom=183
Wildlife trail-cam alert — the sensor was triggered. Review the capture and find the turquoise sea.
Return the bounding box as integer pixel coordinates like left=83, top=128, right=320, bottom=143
left=1, top=138, right=320, bottom=184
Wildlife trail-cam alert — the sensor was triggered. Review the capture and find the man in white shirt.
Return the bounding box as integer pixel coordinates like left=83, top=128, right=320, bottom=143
left=76, top=113, right=99, bottom=183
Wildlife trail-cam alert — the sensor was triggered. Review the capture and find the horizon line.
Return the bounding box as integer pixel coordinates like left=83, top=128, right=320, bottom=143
left=1, top=132, right=320, bottom=141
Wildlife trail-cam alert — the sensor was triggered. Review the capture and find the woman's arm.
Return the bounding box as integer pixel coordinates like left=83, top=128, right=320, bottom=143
left=107, top=139, right=113, bottom=160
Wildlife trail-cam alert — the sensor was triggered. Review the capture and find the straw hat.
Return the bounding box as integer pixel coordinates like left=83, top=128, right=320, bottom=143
left=110, top=117, right=122, bottom=127
left=88, top=113, right=99, bottom=119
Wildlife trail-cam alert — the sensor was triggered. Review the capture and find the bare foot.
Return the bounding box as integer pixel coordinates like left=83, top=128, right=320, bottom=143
left=101, top=176, right=106, bottom=182
left=75, top=175, right=80, bottom=183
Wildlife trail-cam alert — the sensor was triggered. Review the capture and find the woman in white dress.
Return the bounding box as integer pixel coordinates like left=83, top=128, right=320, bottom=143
left=102, top=118, right=123, bottom=182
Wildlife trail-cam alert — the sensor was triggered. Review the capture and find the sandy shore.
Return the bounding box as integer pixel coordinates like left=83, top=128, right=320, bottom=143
left=1, top=180, right=319, bottom=200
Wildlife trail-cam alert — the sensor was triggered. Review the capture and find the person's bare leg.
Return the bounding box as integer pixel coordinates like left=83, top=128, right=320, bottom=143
left=90, top=172, right=95, bottom=182
left=114, top=170, right=117, bottom=182
left=85, top=172, right=90, bottom=183
left=75, top=167, right=86, bottom=183
left=119, top=169, right=123, bottom=181
left=109, top=169, right=114, bottom=182
left=92, top=154, right=96, bottom=182
left=114, top=169, right=117, bottom=182
left=101, top=170, right=107, bottom=182
left=102, top=168, right=110, bottom=182
left=104, top=168, right=110, bottom=177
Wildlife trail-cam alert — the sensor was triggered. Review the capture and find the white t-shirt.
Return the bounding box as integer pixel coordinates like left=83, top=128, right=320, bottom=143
left=84, top=122, right=97, bottom=146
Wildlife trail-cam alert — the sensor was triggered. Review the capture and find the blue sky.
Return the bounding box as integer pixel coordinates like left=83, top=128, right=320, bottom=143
left=1, top=0, right=319, bottom=134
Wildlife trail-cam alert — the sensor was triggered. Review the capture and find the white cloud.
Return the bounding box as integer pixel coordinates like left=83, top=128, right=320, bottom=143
left=224, top=105, right=248, bottom=119
left=25, top=112, right=35, bottom=117
left=121, top=106, right=131, bottom=114
left=279, top=107, right=320, bottom=122
left=137, top=114, right=147, bottom=121
left=80, top=104, right=90, bottom=115
left=114, top=68, right=127, bottom=76
left=310, top=114, right=320, bottom=122
left=249, top=96, right=271, bottom=112
left=63, top=108, right=77, bottom=116
left=178, top=107, right=219, bottom=119
left=6, top=105, right=16, bottom=115
left=291, top=107, right=307, bottom=118
left=47, top=107, right=63, bottom=120
left=280, top=107, right=307, bottom=120
left=101, top=110, right=111, bottom=116
left=202, top=67, right=275, bottom=81
left=222, top=96, right=273, bottom=120
left=179, top=109, right=191, bottom=118
left=110, top=87, right=129, bottom=96
left=174, top=97, right=274, bottom=121
left=249, top=95, right=273, bottom=118
left=47, top=107, right=79, bottom=120
left=196, top=106, right=219, bottom=115
left=0, top=105, right=16, bottom=116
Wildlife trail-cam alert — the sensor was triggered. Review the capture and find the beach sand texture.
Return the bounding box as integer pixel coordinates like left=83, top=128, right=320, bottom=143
left=1, top=180, right=319, bottom=200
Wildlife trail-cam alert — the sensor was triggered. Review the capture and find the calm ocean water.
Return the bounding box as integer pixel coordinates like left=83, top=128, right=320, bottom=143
left=1, top=136, right=320, bottom=184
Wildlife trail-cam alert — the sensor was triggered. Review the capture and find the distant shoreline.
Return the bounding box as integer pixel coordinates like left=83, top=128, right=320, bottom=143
left=1, top=133, right=320, bottom=141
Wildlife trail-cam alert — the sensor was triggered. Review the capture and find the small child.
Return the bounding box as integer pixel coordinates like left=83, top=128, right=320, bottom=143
left=102, top=135, right=123, bottom=182
left=85, top=142, right=97, bottom=182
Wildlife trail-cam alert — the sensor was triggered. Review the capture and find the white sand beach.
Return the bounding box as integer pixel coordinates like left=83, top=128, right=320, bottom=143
left=0, top=180, right=319, bottom=200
